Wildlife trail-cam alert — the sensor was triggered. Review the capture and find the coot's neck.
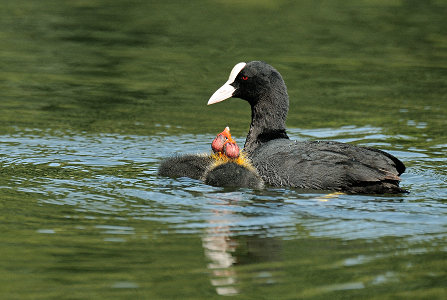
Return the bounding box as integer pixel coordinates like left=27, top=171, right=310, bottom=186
left=244, top=87, right=289, bottom=155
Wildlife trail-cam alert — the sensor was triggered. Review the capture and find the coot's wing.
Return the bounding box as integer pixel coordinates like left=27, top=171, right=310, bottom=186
left=251, top=140, right=406, bottom=193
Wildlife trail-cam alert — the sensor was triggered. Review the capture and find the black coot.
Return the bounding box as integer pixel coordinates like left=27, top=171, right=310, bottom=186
left=208, top=61, right=406, bottom=194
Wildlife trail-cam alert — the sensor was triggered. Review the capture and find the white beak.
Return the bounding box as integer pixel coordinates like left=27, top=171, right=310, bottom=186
left=207, top=62, right=246, bottom=105
left=207, top=81, right=236, bottom=105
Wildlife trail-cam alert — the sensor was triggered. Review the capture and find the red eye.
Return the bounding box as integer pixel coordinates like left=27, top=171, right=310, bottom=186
left=242, top=76, right=248, bottom=81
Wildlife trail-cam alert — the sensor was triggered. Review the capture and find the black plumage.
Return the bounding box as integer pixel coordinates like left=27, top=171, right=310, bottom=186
left=208, top=61, right=406, bottom=194
left=203, top=162, right=264, bottom=189
left=158, top=154, right=212, bottom=180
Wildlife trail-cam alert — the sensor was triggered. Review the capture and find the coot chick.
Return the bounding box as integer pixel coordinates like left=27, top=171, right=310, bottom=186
left=203, top=149, right=263, bottom=189
left=158, top=154, right=212, bottom=180
left=206, top=127, right=263, bottom=188
left=211, top=126, right=241, bottom=159
left=203, top=161, right=263, bottom=189
left=158, top=127, right=263, bottom=189
left=208, top=61, right=406, bottom=194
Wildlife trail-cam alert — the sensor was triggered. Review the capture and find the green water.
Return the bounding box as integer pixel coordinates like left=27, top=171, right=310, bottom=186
left=1, top=0, right=446, bottom=299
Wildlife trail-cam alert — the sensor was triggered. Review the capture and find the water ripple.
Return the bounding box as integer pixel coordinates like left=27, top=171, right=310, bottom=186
left=1, top=127, right=446, bottom=243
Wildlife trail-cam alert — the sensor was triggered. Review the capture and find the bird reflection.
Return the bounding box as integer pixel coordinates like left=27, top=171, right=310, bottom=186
left=202, top=203, right=239, bottom=296
left=202, top=196, right=283, bottom=296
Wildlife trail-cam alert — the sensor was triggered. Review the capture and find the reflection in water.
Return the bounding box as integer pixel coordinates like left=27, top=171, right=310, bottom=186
left=202, top=201, right=240, bottom=296
left=202, top=198, right=283, bottom=296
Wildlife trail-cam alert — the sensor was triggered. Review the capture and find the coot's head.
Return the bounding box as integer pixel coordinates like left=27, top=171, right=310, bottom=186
left=207, top=61, right=290, bottom=154
left=211, top=126, right=231, bottom=153
left=208, top=61, right=287, bottom=106
left=211, top=126, right=240, bottom=158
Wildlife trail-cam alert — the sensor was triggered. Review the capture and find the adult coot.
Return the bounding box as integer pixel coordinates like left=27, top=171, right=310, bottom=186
left=208, top=61, right=406, bottom=194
